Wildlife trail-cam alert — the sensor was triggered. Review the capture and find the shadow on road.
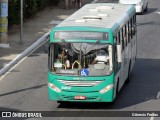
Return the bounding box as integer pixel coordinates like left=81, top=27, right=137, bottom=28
left=0, top=84, right=46, bottom=97
left=57, top=58, right=160, bottom=110
left=137, top=21, right=160, bottom=26
left=143, top=8, right=158, bottom=15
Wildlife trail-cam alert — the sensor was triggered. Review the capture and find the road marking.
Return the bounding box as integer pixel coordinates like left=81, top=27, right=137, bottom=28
left=150, top=116, right=154, bottom=120
left=0, top=56, right=27, bottom=81
left=156, top=91, right=160, bottom=99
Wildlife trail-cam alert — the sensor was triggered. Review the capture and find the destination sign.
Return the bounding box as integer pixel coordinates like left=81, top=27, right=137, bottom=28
left=54, top=31, right=108, bottom=40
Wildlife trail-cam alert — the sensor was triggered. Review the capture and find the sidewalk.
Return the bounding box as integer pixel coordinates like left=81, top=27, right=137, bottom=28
left=0, top=0, right=93, bottom=70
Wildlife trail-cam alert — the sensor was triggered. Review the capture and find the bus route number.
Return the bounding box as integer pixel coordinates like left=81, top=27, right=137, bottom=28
left=61, top=86, right=71, bottom=90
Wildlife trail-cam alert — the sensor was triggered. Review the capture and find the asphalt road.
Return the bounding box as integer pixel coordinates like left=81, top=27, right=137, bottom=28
left=0, top=0, right=160, bottom=120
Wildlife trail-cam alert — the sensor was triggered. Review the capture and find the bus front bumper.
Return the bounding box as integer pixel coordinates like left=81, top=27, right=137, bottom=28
left=48, top=87, right=114, bottom=102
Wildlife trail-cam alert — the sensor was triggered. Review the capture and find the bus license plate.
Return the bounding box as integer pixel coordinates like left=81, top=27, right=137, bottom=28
left=74, top=96, right=86, bottom=100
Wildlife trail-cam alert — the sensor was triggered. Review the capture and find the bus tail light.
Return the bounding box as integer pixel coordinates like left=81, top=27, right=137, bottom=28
left=99, top=84, right=113, bottom=94
left=48, top=83, right=61, bottom=93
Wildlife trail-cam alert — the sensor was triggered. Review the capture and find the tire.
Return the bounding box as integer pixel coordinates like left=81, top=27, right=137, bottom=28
left=144, top=4, right=148, bottom=12
left=140, top=7, right=144, bottom=15
left=126, top=65, right=131, bottom=84
left=110, top=80, right=119, bottom=105
left=116, top=80, right=119, bottom=96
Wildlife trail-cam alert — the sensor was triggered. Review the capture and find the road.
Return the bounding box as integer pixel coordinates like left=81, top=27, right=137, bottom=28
left=0, top=0, right=160, bottom=119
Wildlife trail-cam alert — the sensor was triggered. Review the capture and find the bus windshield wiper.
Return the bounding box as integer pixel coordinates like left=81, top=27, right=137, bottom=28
left=84, top=40, right=100, bottom=54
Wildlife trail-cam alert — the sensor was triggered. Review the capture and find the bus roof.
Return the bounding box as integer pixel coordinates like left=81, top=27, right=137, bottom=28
left=56, top=3, right=135, bottom=32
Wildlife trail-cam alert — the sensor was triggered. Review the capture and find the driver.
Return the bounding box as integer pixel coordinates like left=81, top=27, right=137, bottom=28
left=92, top=50, right=109, bottom=64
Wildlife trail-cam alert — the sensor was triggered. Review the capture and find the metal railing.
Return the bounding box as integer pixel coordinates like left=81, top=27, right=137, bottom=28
left=0, top=31, right=50, bottom=76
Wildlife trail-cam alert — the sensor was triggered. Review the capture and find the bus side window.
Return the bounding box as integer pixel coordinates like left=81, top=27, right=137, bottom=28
left=49, top=44, right=54, bottom=72
left=114, top=38, right=120, bottom=72
left=123, top=26, right=127, bottom=46
left=121, top=28, right=126, bottom=47
left=133, top=14, right=136, bottom=35
left=118, top=32, right=124, bottom=51
left=124, top=24, right=128, bottom=45
left=127, top=21, right=130, bottom=43
left=130, top=18, right=133, bottom=39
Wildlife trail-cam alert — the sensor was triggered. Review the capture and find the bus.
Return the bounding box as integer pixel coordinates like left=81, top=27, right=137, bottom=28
left=48, top=3, right=137, bottom=103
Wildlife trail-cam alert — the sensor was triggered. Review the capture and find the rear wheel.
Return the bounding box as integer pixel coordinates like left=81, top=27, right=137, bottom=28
left=140, top=7, right=144, bottom=15
left=144, top=3, right=148, bottom=12
left=126, top=65, right=131, bottom=84
left=116, top=80, right=119, bottom=96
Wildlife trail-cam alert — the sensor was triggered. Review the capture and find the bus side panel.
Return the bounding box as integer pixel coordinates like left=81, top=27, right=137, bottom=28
left=130, top=36, right=136, bottom=71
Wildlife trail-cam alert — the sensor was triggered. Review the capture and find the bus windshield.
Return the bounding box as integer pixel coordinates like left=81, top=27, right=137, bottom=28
left=49, top=42, right=113, bottom=76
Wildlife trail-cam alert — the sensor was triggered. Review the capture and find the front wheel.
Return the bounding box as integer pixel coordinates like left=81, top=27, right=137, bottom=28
left=110, top=80, right=119, bottom=105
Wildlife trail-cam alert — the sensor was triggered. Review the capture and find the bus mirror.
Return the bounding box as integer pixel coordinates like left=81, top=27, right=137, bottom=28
left=116, top=44, right=122, bottom=63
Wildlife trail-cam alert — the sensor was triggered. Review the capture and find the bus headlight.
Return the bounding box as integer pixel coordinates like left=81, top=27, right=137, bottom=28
left=48, top=83, right=61, bottom=93
left=99, top=84, right=113, bottom=94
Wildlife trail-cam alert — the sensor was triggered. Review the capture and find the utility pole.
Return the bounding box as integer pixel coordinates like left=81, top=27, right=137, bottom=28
left=0, top=0, right=9, bottom=48
left=20, top=0, right=23, bottom=44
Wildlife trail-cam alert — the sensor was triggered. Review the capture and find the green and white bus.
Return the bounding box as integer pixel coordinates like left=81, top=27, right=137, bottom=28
left=48, top=3, right=137, bottom=103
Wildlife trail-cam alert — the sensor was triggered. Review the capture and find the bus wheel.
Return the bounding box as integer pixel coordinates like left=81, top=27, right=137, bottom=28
left=140, top=7, right=144, bottom=15
left=144, top=3, right=148, bottom=12
left=57, top=101, right=66, bottom=104
left=126, top=66, right=131, bottom=84
left=116, top=80, right=119, bottom=96
left=110, top=81, right=119, bottom=105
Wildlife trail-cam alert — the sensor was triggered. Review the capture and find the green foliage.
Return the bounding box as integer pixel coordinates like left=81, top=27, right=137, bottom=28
left=8, top=0, right=59, bottom=26
left=24, top=0, right=37, bottom=18
left=8, top=0, right=20, bottom=25
left=36, top=0, right=47, bottom=10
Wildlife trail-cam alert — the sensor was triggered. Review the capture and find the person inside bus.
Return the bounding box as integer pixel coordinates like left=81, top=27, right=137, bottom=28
left=92, top=50, right=109, bottom=65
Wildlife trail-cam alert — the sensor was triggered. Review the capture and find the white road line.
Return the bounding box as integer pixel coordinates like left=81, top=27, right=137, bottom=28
left=156, top=91, right=160, bottom=99
left=0, top=56, right=27, bottom=81
left=150, top=116, right=154, bottom=120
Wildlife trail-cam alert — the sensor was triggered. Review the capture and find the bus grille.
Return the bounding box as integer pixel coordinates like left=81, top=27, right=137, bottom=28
left=57, top=80, right=102, bottom=87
